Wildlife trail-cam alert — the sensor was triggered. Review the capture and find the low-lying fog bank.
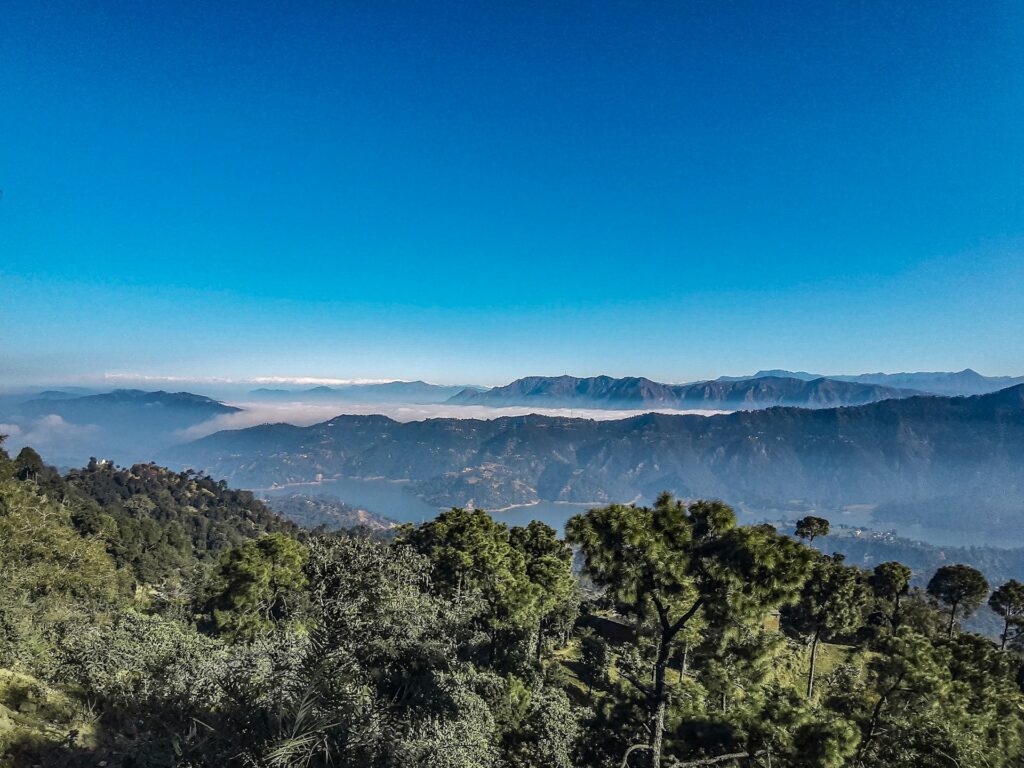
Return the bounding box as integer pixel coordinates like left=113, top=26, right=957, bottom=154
left=175, top=400, right=730, bottom=441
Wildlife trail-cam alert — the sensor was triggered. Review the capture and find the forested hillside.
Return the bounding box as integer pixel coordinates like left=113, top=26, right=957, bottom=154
left=10, top=448, right=296, bottom=584
left=259, top=492, right=396, bottom=532
left=168, top=385, right=1024, bottom=540
left=2, top=436, right=1023, bottom=767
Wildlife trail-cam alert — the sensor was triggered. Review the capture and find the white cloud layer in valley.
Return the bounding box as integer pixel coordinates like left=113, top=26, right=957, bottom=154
left=176, top=401, right=729, bottom=441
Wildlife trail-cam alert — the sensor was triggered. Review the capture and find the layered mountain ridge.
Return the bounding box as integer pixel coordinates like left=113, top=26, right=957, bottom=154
left=718, top=368, right=1024, bottom=395
left=166, top=384, right=1024, bottom=538
left=446, top=374, right=919, bottom=409
left=248, top=380, right=479, bottom=403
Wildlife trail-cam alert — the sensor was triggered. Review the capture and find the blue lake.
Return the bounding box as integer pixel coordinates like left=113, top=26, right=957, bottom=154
left=257, top=476, right=1024, bottom=548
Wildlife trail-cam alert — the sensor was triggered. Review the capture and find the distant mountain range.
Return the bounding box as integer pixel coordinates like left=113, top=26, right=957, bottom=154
left=1, top=389, right=238, bottom=466
left=249, top=380, right=480, bottom=403
left=165, top=384, right=1024, bottom=543
left=446, top=374, right=919, bottom=409
left=28, top=387, right=102, bottom=400
left=717, top=368, right=1024, bottom=396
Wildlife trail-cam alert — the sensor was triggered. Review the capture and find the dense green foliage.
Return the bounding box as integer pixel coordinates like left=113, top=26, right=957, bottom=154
left=64, top=460, right=298, bottom=583
left=258, top=492, right=396, bottom=532
left=1, top=438, right=1023, bottom=767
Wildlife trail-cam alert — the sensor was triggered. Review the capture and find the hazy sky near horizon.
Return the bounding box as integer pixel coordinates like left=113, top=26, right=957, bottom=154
left=2, top=1, right=1023, bottom=386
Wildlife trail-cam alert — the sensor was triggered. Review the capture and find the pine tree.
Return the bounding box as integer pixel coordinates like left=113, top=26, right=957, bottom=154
left=926, top=564, right=989, bottom=638
left=781, top=553, right=869, bottom=699
left=566, top=495, right=811, bottom=768
left=869, top=561, right=912, bottom=627
left=989, top=579, right=1024, bottom=649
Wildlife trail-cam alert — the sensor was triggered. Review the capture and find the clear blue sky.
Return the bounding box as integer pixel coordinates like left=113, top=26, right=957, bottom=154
left=2, top=1, right=1022, bottom=386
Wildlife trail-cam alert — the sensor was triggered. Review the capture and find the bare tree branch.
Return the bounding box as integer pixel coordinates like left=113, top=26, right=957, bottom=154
left=620, top=743, right=653, bottom=768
